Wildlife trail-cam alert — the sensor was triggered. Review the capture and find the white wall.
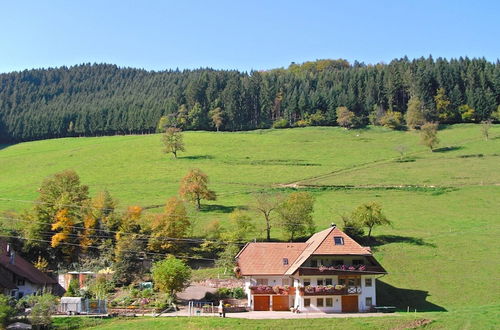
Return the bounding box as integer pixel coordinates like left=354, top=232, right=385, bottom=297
left=358, top=275, right=376, bottom=312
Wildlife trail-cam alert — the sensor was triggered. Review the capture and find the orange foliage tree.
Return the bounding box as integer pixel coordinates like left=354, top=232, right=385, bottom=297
left=179, top=169, right=216, bottom=210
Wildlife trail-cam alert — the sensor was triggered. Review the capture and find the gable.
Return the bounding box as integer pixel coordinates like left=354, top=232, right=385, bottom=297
left=312, top=228, right=371, bottom=255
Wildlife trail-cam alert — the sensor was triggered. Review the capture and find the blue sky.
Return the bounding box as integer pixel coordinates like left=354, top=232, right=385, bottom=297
left=0, top=0, right=499, bottom=73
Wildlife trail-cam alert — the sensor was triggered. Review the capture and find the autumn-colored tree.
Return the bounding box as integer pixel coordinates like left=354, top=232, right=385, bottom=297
left=209, top=107, right=223, bottom=131
left=406, top=96, right=426, bottom=129
left=148, top=197, right=191, bottom=252
left=81, top=190, right=117, bottom=253
left=162, top=127, right=185, bottom=158
left=420, top=122, right=440, bottom=151
left=51, top=209, right=78, bottom=260
left=179, top=169, right=216, bottom=210
left=25, top=170, right=89, bottom=260
left=278, top=192, right=315, bottom=241
left=351, top=202, right=391, bottom=239
left=336, top=106, right=355, bottom=128
left=252, top=192, right=282, bottom=241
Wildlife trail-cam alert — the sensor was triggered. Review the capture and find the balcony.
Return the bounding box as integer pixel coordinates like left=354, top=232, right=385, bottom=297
left=298, top=264, right=385, bottom=276
left=250, top=285, right=295, bottom=295
left=299, top=285, right=362, bottom=296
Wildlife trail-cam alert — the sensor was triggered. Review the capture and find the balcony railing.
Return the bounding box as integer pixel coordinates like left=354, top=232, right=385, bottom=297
left=299, top=264, right=385, bottom=275
left=300, top=285, right=362, bottom=296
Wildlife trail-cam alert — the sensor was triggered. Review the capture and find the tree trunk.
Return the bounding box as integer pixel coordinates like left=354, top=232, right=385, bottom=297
left=196, top=196, right=201, bottom=210
left=173, top=150, right=177, bottom=158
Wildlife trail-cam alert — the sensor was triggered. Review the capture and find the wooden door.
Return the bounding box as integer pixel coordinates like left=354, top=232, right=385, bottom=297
left=254, top=296, right=270, bottom=311
left=272, top=296, right=289, bottom=311
left=341, top=295, right=358, bottom=313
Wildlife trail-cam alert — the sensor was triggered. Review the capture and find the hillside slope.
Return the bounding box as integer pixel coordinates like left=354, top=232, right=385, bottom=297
left=1, top=124, right=499, bottom=322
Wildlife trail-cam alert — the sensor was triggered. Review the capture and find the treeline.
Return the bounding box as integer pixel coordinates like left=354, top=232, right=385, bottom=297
left=0, top=56, right=499, bottom=142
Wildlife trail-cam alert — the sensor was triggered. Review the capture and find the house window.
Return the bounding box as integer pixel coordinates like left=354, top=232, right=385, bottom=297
left=317, top=279, right=324, bottom=286
left=366, top=297, right=373, bottom=307
left=334, top=260, right=344, bottom=266
left=326, top=298, right=333, bottom=307
left=256, top=279, right=268, bottom=285
left=325, top=278, right=333, bottom=286
left=353, top=259, right=363, bottom=265
left=334, top=236, right=344, bottom=245
left=283, top=258, right=288, bottom=265
left=282, top=278, right=291, bottom=286
left=16, top=278, right=25, bottom=286
left=365, top=278, right=372, bottom=287
left=304, top=298, right=311, bottom=307
left=310, top=259, right=318, bottom=267
left=339, top=278, right=345, bottom=285
left=303, top=279, right=311, bottom=286
left=317, top=298, right=324, bottom=307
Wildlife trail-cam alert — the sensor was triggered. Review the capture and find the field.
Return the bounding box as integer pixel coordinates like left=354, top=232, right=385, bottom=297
left=1, top=124, right=500, bottom=329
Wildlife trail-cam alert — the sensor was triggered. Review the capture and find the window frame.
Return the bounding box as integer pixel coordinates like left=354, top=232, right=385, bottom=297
left=365, top=297, right=373, bottom=307
left=304, top=298, right=311, bottom=307
left=365, top=278, right=373, bottom=287
left=303, top=278, right=311, bottom=286
left=325, top=297, right=333, bottom=307
left=316, top=298, right=324, bottom=307
left=334, top=236, right=344, bottom=245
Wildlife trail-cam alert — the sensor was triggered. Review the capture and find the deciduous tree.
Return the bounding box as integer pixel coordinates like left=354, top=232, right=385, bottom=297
left=179, top=169, right=216, bottom=210
left=278, top=192, right=315, bottom=241
left=420, top=122, right=440, bottom=151
left=152, top=256, right=191, bottom=297
left=252, top=193, right=282, bottom=241
left=149, top=197, right=190, bottom=252
left=162, top=127, right=185, bottom=159
left=336, top=106, right=355, bottom=128
left=351, top=202, right=391, bottom=239
left=209, top=107, right=223, bottom=132
left=481, top=119, right=492, bottom=140
left=406, top=96, right=426, bottom=129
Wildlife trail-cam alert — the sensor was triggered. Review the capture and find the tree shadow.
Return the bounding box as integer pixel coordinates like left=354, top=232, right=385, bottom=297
left=0, top=143, right=14, bottom=151
left=433, top=146, right=463, bottom=153
left=180, top=155, right=214, bottom=160
left=201, top=204, right=240, bottom=213
left=367, top=235, right=436, bottom=248
left=377, top=280, right=447, bottom=312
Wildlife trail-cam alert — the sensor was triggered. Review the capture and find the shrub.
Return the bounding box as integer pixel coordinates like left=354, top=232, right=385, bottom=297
left=294, top=119, right=309, bottom=127
left=231, top=287, right=245, bottom=299
left=25, top=294, right=57, bottom=328
left=65, top=278, right=80, bottom=297
left=272, top=118, right=288, bottom=129
left=380, top=111, right=404, bottom=130
left=0, top=294, right=15, bottom=327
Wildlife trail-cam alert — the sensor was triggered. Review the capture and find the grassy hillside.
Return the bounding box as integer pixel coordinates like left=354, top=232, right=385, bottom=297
left=1, top=124, right=500, bottom=328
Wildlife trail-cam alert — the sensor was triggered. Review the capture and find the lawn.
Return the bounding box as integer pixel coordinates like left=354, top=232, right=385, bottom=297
left=1, top=124, right=500, bottom=329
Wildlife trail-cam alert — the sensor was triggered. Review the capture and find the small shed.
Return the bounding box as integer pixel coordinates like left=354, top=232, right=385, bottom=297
left=59, top=297, right=84, bottom=315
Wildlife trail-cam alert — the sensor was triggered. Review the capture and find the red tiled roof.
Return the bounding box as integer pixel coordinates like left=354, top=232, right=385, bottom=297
left=236, top=242, right=307, bottom=276
left=237, top=226, right=382, bottom=276
left=0, top=240, right=57, bottom=285
left=312, top=227, right=372, bottom=255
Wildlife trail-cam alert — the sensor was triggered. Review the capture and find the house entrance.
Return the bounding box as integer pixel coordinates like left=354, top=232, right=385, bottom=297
left=341, top=295, right=358, bottom=312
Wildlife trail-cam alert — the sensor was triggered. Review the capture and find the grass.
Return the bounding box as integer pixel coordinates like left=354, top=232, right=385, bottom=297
left=2, top=124, right=500, bottom=329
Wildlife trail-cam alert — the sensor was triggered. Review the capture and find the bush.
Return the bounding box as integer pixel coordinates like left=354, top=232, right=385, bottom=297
left=272, top=118, right=288, bottom=129
left=65, top=278, right=80, bottom=296
left=0, top=294, right=15, bottom=327
left=307, top=111, right=327, bottom=126
left=294, top=119, right=309, bottom=127
left=25, top=294, right=57, bottom=328
left=231, top=287, right=245, bottom=299
left=380, top=111, right=404, bottom=130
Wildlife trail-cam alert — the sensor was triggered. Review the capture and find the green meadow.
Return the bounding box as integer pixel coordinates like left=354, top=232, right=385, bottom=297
left=1, top=124, right=500, bottom=329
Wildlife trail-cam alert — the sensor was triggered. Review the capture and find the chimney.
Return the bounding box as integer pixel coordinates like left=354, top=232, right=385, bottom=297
left=9, top=251, right=15, bottom=265
left=330, top=223, right=336, bottom=229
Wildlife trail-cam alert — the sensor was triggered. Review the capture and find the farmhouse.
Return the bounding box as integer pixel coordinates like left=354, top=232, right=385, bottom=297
left=236, top=225, right=386, bottom=313
left=0, top=240, right=59, bottom=298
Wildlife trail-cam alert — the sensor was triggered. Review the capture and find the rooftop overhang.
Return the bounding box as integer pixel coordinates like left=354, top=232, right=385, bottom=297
left=297, top=266, right=387, bottom=276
